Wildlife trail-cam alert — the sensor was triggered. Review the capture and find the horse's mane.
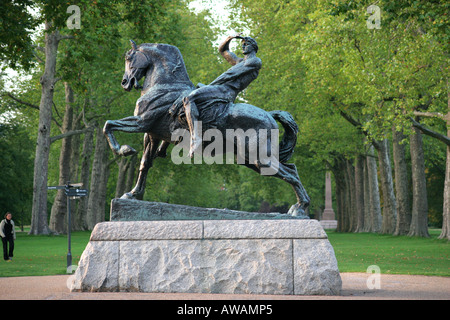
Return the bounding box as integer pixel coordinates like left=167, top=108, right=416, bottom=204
left=138, top=43, right=174, bottom=51
left=138, top=43, right=188, bottom=79
left=138, top=43, right=181, bottom=61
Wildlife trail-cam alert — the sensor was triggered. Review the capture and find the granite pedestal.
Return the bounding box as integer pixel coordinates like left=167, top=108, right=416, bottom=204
left=70, top=200, right=342, bottom=295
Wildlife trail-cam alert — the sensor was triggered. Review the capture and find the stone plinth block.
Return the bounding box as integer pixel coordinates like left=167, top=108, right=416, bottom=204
left=110, top=198, right=307, bottom=221
left=70, top=219, right=342, bottom=295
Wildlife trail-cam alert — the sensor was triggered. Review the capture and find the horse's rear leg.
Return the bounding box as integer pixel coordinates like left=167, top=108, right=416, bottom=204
left=103, top=116, right=144, bottom=156
left=243, top=160, right=310, bottom=218
left=278, top=162, right=310, bottom=218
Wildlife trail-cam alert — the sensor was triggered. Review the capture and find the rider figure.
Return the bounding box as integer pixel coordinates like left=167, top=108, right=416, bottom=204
left=181, top=34, right=261, bottom=157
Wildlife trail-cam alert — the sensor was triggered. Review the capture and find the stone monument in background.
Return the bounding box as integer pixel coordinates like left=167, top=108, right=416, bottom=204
left=320, top=172, right=338, bottom=229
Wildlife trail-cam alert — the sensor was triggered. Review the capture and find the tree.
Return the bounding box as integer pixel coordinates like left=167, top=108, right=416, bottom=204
left=0, top=0, right=38, bottom=70
left=30, top=20, right=74, bottom=235
left=46, top=0, right=125, bottom=231
left=354, top=154, right=365, bottom=232
left=408, top=125, right=429, bottom=237
left=0, top=118, right=34, bottom=225
left=392, top=127, right=411, bottom=235
left=412, top=104, right=450, bottom=239
left=49, top=82, right=74, bottom=233
left=86, top=126, right=111, bottom=229
left=366, top=146, right=382, bottom=232
left=228, top=0, right=447, bottom=237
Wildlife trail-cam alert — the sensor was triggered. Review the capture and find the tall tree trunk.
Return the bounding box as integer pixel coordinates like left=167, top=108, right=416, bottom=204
left=439, top=143, right=450, bottom=240
left=124, top=154, right=138, bottom=193
left=332, top=157, right=348, bottom=232
left=115, top=157, right=131, bottom=198
left=334, top=169, right=345, bottom=232
left=346, top=159, right=357, bottom=232
left=439, top=138, right=450, bottom=240
left=69, top=115, right=81, bottom=183
left=69, top=113, right=82, bottom=230
left=392, top=128, right=411, bottom=235
left=409, top=92, right=449, bottom=239
left=49, top=82, right=74, bottom=234
left=409, top=126, right=430, bottom=237
left=86, top=126, right=110, bottom=230
left=334, top=178, right=341, bottom=231
left=376, top=139, right=397, bottom=234
left=367, top=146, right=381, bottom=232
left=341, top=162, right=350, bottom=232
left=355, top=155, right=365, bottom=232
left=331, top=158, right=344, bottom=232
left=29, top=22, right=61, bottom=235
left=363, top=156, right=372, bottom=232
left=115, top=154, right=138, bottom=198
left=439, top=97, right=450, bottom=240
left=75, top=127, right=95, bottom=230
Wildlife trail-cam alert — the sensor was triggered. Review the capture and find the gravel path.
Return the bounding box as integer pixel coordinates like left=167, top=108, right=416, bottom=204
left=0, top=273, right=449, bottom=300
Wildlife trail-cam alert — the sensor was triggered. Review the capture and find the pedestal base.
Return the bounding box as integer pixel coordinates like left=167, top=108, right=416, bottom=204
left=322, top=208, right=336, bottom=221
left=70, top=219, right=342, bottom=295
left=320, top=220, right=338, bottom=230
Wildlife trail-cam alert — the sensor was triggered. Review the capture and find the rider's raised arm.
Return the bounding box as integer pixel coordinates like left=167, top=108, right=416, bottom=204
left=218, top=35, right=243, bottom=66
left=209, top=57, right=261, bottom=86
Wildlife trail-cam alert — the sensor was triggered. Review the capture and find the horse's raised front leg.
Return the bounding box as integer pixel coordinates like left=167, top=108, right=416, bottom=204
left=103, top=116, right=144, bottom=156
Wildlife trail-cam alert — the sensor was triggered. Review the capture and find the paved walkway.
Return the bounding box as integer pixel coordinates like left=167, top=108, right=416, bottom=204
left=0, top=273, right=449, bottom=300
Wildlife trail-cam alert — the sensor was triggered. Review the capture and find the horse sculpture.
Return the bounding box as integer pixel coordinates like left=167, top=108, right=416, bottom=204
left=103, top=39, right=310, bottom=217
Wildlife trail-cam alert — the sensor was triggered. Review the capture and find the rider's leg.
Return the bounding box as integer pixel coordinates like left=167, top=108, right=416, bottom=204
left=182, top=85, right=235, bottom=157
left=183, top=95, right=202, bottom=157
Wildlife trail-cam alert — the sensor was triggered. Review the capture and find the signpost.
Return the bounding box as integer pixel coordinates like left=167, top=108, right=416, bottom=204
left=47, top=181, right=88, bottom=273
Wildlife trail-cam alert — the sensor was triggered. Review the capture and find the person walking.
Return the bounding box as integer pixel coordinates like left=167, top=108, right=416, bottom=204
left=1, top=212, right=15, bottom=261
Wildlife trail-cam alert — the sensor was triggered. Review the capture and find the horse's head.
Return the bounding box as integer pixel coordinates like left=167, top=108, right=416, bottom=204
left=121, top=40, right=150, bottom=91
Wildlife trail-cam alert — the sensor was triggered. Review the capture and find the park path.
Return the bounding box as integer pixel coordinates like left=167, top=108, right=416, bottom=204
left=0, top=273, right=449, bottom=300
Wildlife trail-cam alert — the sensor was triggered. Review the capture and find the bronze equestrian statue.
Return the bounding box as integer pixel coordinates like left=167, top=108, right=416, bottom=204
left=103, top=35, right=310, bottom=217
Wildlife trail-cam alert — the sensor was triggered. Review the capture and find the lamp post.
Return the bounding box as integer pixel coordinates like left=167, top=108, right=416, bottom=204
left=66, top=181, right=72, bottom=273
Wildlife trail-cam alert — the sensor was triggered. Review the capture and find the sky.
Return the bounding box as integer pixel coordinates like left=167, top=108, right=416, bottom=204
left=189, top=0, right=244, bottom=46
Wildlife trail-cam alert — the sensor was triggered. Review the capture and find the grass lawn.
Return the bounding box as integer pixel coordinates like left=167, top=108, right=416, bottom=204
left=0, top=227, right=449, bottom=277
left=0, top=230, right=91, bottom=277
left=327, top=229, right=450, bottom=276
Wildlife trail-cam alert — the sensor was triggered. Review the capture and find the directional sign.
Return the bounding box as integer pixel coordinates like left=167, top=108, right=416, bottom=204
left=65, top=188, right=88, bottom=197
left=47, top=185, right=67, bottom=190
left=69, top=183, right=83, bottom=188
left=48, top=183, right=83, bottom=190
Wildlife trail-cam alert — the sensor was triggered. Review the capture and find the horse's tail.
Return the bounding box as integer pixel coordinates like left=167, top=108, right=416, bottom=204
left=269, top=110, right=299, bottom=163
